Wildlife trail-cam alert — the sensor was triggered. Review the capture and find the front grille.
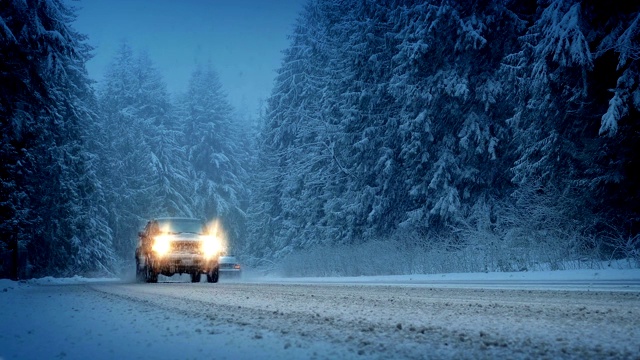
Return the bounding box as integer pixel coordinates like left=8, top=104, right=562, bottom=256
left=170, top=241, right=200, bottom=253
left=220, top=263, right=236, bottom=269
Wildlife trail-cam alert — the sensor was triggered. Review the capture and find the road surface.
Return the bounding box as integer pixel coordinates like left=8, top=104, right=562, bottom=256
left=1, top=277, right=639, bottom=359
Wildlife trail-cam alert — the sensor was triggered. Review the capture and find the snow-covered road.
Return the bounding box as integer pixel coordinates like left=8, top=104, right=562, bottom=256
left=2, top=271, right=639, bottom=359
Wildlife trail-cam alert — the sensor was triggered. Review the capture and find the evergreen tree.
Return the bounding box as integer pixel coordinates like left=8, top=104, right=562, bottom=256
left=389, top=0, right=520, bottom=235
left=250, top=0, right=640, bottom=265
left=590, top=2, right=640, bottom=233
left=505, top=0, right=640, bottom=241
left=97, top=44, right=193, bottom=261
left=0, top=0, right=115, bottom=277
left=181, top=65, right=248, bottom=248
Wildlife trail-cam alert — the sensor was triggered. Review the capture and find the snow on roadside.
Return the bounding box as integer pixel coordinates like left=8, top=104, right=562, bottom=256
left=28, top=275, right=120, bottom=284
left=257, top=267, right=640, bottom=283
left=1, top=263, right=638, bottom=289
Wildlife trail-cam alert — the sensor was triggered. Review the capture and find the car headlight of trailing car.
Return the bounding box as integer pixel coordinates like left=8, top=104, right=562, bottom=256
left=200, top=235, right=220, bottom=258
left=152, top=234, right=172, bottom=256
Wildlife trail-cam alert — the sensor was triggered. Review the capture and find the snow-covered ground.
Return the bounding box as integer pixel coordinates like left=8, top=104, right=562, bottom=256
left=0, top=276, right=341, bottom=360
left=1, top=266, right=639, bottom=359
left=257, top=266, right=640, bottom=289
left=19, top=265, right=640, bottom=286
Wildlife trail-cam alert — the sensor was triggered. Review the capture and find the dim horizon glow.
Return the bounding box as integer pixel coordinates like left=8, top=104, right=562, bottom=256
left=70, top=0, right=305, bottom=116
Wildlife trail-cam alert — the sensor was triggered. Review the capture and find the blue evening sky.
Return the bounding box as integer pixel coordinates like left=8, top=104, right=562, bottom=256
left=70, top=0, right=305, bottom=115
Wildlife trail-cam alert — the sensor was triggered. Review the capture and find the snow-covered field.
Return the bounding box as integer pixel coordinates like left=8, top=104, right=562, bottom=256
left=1, top=267, right=639, bottom=359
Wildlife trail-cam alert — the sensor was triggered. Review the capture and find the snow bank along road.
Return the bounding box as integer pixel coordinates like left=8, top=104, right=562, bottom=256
left=1, top=278, right=639, bottom=359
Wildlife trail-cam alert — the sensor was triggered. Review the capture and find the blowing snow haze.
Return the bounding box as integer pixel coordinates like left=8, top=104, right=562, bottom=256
left=72, top=0, right=304, bottom=113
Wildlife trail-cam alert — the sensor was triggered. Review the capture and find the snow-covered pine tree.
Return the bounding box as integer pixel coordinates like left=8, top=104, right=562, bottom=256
left=98, top=43, right=152, bottom=260
left=97, top=43, right=193, bottom=261
left=248, top=0, right=374, bottom=260
left=588, top=2, right=640, bottom=237
left=0, top=0, right=115, bottom=277
left=133, top=52, right=194, bottom=218
left=504, top=0, right=640, bottom=254
left=181, top=65, right=247, bottom=248
left=333, top=0, right=404, bottom=241
left=244, top=106, right=286, bottom=261
left=508, top=0, right=594, bottom=187
left=247, top=0, right=640, bottom=266
left=390, top=0, right=519, bottom=236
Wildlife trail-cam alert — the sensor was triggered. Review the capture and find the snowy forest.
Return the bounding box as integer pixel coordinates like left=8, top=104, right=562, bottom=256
left=1, top=0, right=639, bottom=279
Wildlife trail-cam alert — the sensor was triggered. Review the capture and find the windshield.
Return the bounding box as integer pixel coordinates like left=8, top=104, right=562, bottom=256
left=156, top=219, right=205, bottom=234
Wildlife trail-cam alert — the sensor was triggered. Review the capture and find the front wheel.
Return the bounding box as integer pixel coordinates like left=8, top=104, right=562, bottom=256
left=144, top=264, right=158, bottom=283
left=190, top=272, right=201, bottom=283
left=135, top=259, right=145, bottom=283
left=207, top=267, right=219, bottom=283
left=146, top=271, right=158, bottom=283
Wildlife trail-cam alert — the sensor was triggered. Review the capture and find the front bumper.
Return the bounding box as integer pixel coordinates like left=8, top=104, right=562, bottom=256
left=150, top=253, right=218, bottom=274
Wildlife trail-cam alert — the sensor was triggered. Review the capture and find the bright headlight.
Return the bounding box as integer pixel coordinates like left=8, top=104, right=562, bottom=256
left=152, top=234, right=171, bottom=256
left=200, top=235, right=220, bottom=258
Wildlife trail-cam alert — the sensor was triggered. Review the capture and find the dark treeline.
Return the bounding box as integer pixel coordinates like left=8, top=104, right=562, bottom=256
left=1, top=0, right=638, bottom=278
left=247, top=0, right=640, bottom=273
left=1, top=0, right=115, bottom=277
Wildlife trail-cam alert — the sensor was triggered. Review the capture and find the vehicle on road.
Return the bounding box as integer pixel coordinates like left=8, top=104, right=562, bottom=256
left=135, top=217, right=222, bottom=283
left=219, top=255, right=242, bottom=279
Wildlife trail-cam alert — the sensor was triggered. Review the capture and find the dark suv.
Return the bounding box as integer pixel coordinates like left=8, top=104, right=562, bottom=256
left=135, top=217, right=221, bottom=283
